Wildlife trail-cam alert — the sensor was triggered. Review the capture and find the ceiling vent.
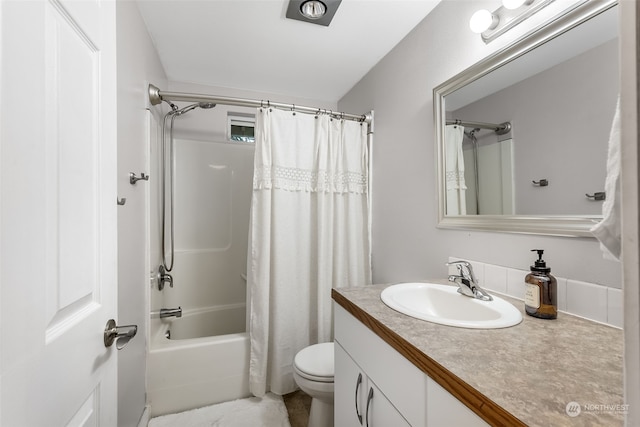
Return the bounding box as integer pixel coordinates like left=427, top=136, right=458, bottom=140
left=286, top=0, right=342, bottom=27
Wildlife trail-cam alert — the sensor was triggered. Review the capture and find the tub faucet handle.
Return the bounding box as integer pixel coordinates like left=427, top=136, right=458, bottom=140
left=157, top=265, right=173, bottom=291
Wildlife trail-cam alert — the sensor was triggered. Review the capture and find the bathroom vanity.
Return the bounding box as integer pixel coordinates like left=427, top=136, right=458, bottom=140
left=332, top=283, right=624, bottom=426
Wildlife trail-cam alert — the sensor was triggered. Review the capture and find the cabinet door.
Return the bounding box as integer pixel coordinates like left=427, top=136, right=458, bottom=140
left=335, top=304, right=427, bottom=426
left=336, top=342, right=411, bottom=427
left=335, top=342, right=367, bottom=427
left=426, top=378, right=490, bottom=427
left=365, top=381, right=411, bottom=427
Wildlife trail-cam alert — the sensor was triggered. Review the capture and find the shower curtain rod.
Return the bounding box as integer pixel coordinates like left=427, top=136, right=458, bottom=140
left=148, top=84, right=372, bottom=126
left=446, top=118, right=511, bottom=135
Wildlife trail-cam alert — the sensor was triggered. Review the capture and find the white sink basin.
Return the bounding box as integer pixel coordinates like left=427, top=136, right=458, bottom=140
left=380, top=282, right=522, bottom=329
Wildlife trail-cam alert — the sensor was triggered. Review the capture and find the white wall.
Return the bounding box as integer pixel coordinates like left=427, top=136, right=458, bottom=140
left=116, top=2, right=167, bottom=426
left=338, top=0, right=621, bottom=289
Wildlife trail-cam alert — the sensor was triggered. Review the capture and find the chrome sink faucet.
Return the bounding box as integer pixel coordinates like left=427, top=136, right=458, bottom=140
left=446, top=261, right=493, bottom=301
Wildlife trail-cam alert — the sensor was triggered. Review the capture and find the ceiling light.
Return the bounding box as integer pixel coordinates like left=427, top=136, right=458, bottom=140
left=469, top=10, right=498, bottom=34
left=286, top=0, right=342, bottom=27
left=300, top=1, right=326, bottom=20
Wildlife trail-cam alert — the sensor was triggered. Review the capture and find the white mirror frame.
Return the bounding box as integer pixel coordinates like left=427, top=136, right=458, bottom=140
left=434, top=0, right=617, bottom=238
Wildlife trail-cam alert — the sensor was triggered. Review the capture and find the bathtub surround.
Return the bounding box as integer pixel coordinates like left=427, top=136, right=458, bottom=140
left=249, top=107, right=372, bottom=396
left=147, top=112, right=253, bottom=416
left=148, top=393, right=291, bottom=427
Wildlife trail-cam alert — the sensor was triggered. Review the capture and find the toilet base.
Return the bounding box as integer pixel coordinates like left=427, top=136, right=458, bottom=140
left=308, top=398, right=334, bottom=427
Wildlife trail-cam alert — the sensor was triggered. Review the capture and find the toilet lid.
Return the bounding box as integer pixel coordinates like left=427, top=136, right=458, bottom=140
left=294, top=342, right=334, bottom=380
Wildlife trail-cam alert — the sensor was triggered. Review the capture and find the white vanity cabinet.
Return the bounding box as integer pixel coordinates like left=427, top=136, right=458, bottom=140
left=334, top=303, right=490, bottom=427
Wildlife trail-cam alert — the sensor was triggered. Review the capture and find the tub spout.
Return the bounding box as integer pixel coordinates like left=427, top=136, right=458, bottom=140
left=159, top=307, right=182, bottom=319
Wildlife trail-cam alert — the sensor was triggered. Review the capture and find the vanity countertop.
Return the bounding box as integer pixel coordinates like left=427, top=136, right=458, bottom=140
left=332, top=282, right=624, bottom=427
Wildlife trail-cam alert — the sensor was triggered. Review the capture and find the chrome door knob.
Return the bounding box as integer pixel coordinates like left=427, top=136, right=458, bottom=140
left=104, top=319, right=138, bottom=350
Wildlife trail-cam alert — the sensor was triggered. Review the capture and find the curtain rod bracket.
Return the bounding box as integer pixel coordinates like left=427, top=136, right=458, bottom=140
left=496, top=122, right=511, bottom=135
left=148, top=84, right=162, bottom=106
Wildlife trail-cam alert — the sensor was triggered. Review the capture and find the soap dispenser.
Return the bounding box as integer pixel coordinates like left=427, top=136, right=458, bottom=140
left=524, top=249, right=557, bottom=319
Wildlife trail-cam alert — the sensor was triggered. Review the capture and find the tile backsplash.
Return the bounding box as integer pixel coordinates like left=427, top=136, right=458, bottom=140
left=449, top=257, right=622, bottom=329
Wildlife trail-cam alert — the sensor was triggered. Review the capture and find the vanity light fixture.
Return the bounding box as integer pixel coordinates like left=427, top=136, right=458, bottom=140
left=471, top=0, right=553, bottom=43
left=286, top=0, right=342, bottom=27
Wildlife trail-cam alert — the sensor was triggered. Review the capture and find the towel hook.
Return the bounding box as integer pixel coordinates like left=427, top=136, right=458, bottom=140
left=585, top=192, right=606, bottom=201
left=532, top=179, right=549, bottom=187
left=129, top=172, right=149, bottom=185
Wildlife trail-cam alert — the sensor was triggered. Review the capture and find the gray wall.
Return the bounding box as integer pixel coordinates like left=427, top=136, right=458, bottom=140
left=452, top=39, right=618, bottom=215
left=116, top=2, right=168, bottom=426
left=338, top=0, right=621, bottom=289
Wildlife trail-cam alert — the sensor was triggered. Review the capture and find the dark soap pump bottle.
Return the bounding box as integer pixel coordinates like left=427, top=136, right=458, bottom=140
left=524, top=249, right=557, bottom=319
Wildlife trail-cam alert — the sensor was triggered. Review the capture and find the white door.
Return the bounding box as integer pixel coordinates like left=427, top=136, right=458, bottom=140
left=0, top=0, right=118, bottom=425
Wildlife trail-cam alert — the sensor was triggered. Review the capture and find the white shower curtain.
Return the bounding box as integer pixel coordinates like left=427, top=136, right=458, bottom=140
left=445, top=125, right=467, bottom=215
left=248, top=108, right=371, bottom=396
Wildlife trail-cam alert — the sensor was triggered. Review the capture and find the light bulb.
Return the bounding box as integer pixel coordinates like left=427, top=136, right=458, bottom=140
left=469, top=10, right=498, bottom=34
left=502, top=0, right=526, bottom=9
left=300, top=0, right=327, bottom=20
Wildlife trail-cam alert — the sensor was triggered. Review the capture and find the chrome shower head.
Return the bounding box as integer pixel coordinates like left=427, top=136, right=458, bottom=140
left=172, top=102, right=216, bottom=116
left=173, top=103, right=199, bottom=116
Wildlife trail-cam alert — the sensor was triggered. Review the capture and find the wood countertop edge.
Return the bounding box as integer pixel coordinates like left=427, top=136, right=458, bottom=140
left=332, top=289, right=527, bottom=427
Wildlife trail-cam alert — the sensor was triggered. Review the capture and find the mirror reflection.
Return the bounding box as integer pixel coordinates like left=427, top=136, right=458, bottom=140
left=443, top=5, right=618, bottom=217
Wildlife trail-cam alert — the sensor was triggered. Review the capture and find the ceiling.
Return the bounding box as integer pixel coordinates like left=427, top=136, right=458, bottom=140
left=136, top=0, right=442, bottom=103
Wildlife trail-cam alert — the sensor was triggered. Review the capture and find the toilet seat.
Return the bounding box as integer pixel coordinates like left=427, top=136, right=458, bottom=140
left=294, top=342, right=334, bottom=383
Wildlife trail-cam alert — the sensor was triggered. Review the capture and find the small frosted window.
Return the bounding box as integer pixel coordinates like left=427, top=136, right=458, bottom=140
left=228, top=113, right=255, bottom=143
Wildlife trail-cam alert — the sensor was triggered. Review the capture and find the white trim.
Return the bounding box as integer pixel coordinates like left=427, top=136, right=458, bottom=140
left=620, top=0, right=640, bottom=424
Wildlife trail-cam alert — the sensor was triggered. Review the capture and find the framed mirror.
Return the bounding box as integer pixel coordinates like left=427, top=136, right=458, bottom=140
left=434, top=0, right=618, bottom=237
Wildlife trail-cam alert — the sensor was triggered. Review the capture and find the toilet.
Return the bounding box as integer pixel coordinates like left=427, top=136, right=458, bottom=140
left=293, top=342, right=335, bottom=427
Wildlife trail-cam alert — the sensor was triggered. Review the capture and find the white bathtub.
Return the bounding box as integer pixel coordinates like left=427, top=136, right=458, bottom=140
left=148, top=304, right=250, bottom=417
